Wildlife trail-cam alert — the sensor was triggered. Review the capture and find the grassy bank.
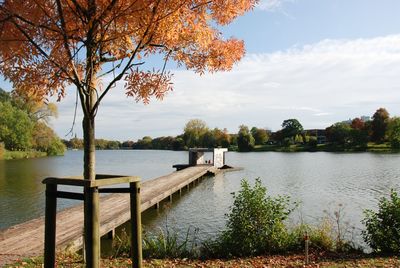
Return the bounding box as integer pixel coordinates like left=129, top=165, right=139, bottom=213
left=2, top=150, right=47, bottom=160
left=247, top=142, right=395, bottom=153
left=7, top=252, right=400, bottom=267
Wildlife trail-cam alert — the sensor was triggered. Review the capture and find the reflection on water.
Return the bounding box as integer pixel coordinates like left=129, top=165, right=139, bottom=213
left=1, top=150, right=400, bottom=247
left=0, top=150, right=186, bottom=229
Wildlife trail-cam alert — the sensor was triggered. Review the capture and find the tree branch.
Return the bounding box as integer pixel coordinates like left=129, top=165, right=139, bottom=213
left=0, top=6, right=62, bottom=35
left=10, top=18, right=76, bottom=85
left=69, top=0, right=88, bottom=22
left=55, top=0, right=81, bottom=87
left=91, top=0, right=162, bottom=115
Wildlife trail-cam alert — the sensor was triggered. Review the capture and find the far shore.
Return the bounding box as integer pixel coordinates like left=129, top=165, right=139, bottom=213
left=3, top=142, right=398, bottom=161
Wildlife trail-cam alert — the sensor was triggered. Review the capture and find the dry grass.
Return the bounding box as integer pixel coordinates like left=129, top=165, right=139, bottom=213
left=6, top=252, right=400, bottom=268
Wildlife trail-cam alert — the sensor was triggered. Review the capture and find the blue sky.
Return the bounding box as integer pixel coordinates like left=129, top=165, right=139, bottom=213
left=7, top=0, right=400, bottom=140
left=226, top=0, right=400, bottom=53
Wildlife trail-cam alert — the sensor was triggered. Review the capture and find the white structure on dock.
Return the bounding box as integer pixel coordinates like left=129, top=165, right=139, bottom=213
left=188, top=148, right=228, bottom=168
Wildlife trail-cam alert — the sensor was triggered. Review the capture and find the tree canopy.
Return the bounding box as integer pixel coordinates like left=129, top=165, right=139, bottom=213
left=251, top=127, right=269, bottom=145
left=387, top=117, right=400, bottom=149
left=281, top=119, right=303, bottom=139
left=0, top=0, right=257, bottom=105
left=237, top=125, right=255, bottom=152
left=0, top=89, right=65, bottom=155
left=0, top=101, right=33, bottom=150
left=183, top=119, right=209, bottom=148
left=371, top=108, right=389, bottom=143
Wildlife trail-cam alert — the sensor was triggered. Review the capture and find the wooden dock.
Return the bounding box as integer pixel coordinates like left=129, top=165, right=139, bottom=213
left=0, top=165, right=225, bottom=266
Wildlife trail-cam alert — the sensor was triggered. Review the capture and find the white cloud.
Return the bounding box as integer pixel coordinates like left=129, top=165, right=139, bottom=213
left=53, top=34, right=400, bottom=140
left=257, top=0, right=293, bottom=11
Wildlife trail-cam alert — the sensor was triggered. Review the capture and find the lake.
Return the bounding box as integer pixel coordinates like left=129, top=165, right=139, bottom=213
left=1, top=150, right=400, bottom=247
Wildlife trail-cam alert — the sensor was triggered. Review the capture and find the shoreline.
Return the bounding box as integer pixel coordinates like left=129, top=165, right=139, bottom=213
left=2, top=150, right=47, bottom=160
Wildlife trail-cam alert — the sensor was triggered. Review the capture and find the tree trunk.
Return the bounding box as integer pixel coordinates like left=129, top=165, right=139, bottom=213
left=83, top=92, right=100, bottom=267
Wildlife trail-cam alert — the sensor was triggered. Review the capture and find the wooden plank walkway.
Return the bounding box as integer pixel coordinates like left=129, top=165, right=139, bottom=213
left=0, top=165, right=220, bottom=266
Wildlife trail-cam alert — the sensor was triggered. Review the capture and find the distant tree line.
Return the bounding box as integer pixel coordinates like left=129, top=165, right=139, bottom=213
left=0, top=89, right=65, bottom=156
left=236, top=108, right=400, bottom=151
left=324, top=108, right=399, bottom=149
left=63, top=107, right=400, bottom=152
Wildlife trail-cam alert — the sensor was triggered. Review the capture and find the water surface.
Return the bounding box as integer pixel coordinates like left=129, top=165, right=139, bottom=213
left=1, top=150, right=399, bottom=247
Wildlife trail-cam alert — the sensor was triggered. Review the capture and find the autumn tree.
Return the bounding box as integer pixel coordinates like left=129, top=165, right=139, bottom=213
left=11, top=90, right=59, bottom=123
left=371, top=108, right=390, bottom=143
left=32, top=121, right=66, bottom=155
left=0, top=1, right=257, bottom=266
left=350, top=117, right=369, bottom=148
left=351, top=117, right=365, bottom=130
left=214, top=128, right=231, bottom=148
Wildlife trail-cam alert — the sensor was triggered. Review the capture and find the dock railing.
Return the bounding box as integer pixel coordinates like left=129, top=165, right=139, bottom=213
left=42, top=175, right=142, bottom=268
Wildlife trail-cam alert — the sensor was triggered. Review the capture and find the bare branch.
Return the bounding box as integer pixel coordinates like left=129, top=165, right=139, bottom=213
left=65, top=88, right=79, bottom=137
left=64, top=0, right=87, bottom=25
left=191, top=1, right=212, bottom=10
left=69, top=0, right=88, bottom=21
left=55, top=0, right=82, bottom=86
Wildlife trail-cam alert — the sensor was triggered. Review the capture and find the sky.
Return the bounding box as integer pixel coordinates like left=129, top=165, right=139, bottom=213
left=5, top=0, right=400, bottom=141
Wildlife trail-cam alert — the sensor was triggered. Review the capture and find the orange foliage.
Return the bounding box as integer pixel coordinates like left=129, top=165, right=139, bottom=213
left=125, top=69, right=173, bottom=104
left=351, top=118, right=366, bottom=130
left=0, top=0, right=257, bottom=109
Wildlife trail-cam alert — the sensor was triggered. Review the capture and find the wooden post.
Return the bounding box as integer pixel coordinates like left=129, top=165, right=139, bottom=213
left=42, top=175, right=140, bottom=268
left=107, top=229, right=115, bottom=240
left=44, top=183, right=57, bottom=268
left=168, top=194, right=172, bottom=202
left=130, top=182, right=142, bottom=268
left=84, top=186, right=100, bottom=268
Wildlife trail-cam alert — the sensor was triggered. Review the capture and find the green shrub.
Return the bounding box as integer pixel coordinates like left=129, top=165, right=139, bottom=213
left=143, top=227, right=199, bottom=259
left=205, top=179, right=297, bottom=257
left=112, top=227, right=199, bottom=259
left=362, top=189, right=400, bottom=254
left=111, top=229, right=131, bottom=258
left=289, top=207, right=360, bottom=255
left=46, top=137, right=66, bottom=156
left=309, top=220, right=335, bottom=251
left=287, top=222, right=335, bottom=252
